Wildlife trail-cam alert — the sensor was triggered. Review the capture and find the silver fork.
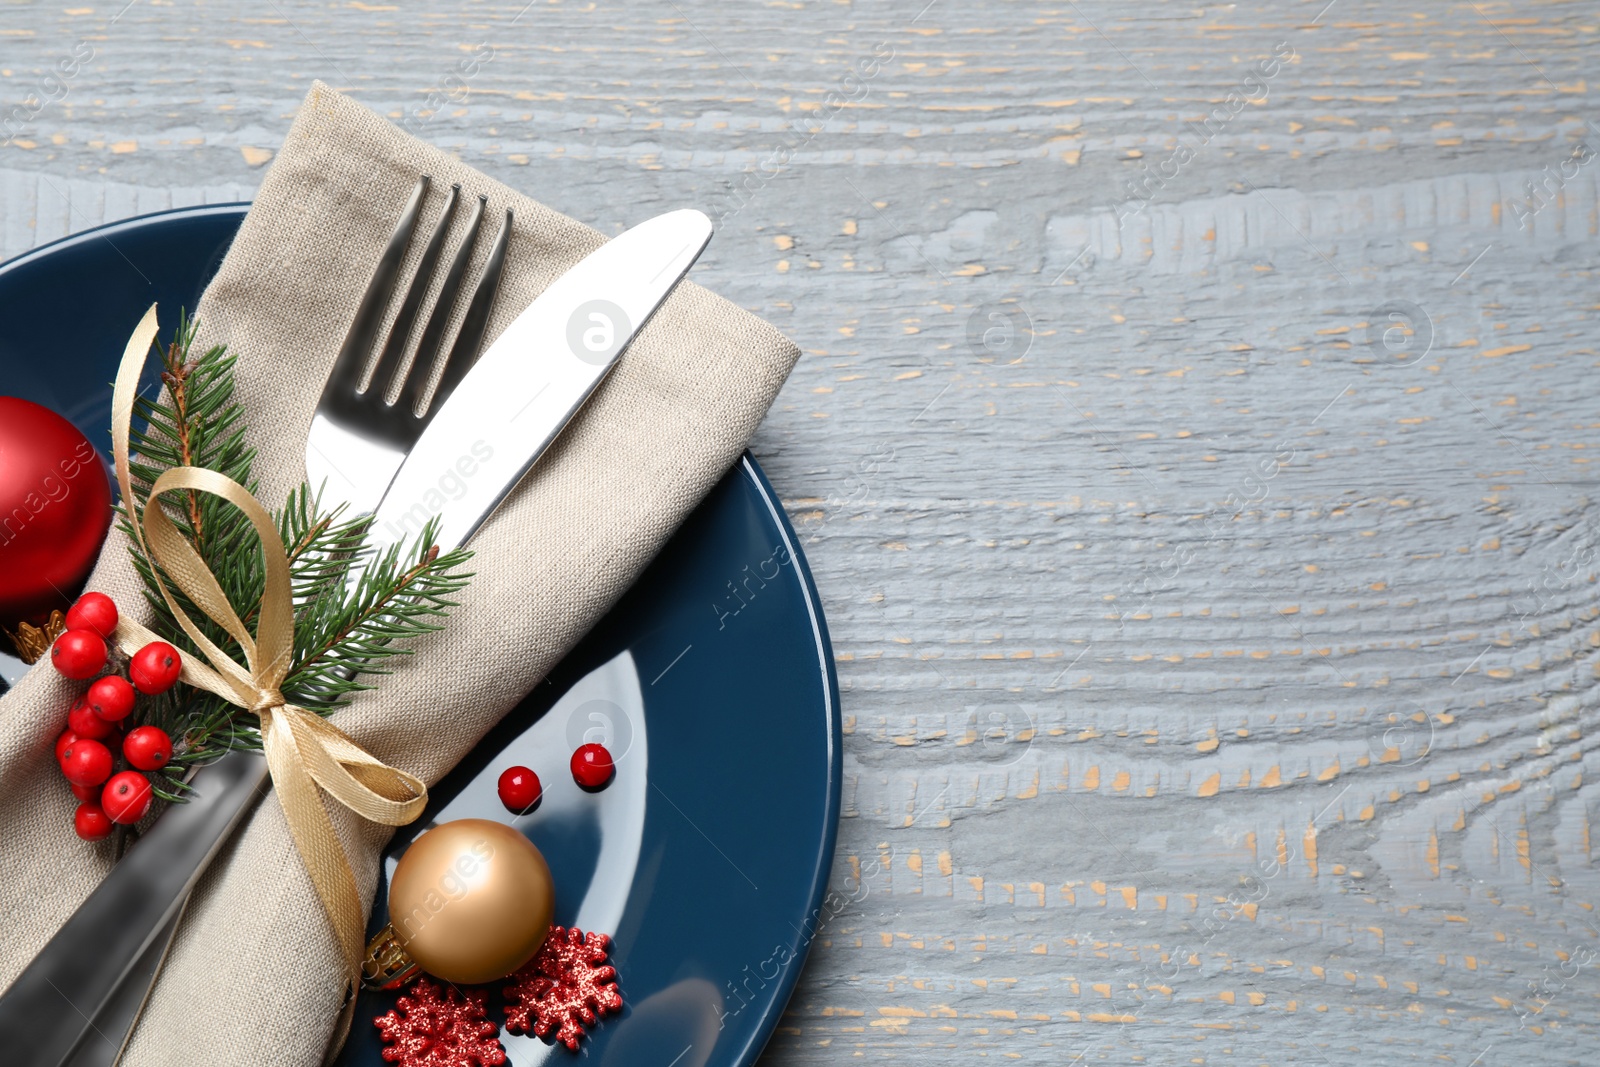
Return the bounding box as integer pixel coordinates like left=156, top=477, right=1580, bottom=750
left=305, top=174, right=513, bottom=519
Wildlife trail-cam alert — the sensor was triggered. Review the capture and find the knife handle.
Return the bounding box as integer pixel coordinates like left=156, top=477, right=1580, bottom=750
left=62, top=907, right=184, bottom=1067
left=0, top=750, right=270, bottom=1066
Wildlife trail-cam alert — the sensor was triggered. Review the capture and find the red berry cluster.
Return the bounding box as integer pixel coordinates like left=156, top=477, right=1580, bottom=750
left=48, top=592, right=182, bottom=841
left=494, top=743, right=615, bottom=814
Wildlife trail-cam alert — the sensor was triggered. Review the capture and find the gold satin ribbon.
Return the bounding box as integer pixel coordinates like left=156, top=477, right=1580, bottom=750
left=109, top=305, right=427, bottom=1020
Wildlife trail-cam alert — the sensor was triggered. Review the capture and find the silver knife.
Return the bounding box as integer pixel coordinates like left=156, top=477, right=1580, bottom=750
left=0, top=207, right=713, bottom=1066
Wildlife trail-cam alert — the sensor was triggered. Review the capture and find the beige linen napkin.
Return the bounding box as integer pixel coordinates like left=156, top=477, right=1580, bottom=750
left=0, top=82, right=798, bottom=1064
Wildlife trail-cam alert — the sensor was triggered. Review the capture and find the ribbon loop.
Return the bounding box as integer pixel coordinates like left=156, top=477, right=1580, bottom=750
left=109, top=305, right=428, bottom=1005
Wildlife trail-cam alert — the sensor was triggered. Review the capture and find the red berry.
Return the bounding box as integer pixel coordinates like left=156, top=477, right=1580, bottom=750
left=70, top=781, right=99, bottom=801
left=128, top=641, right=181, bottom=694
left=67, top=695, right=115, bottom=741
left=74, top=803, right=114, bottom=841
left=51, top=629, right=107, bottom=680
left=102, top=771, right=153, bottom=824
left=570, top=743, right=615, bottom=789
left=60, top=739, right=113, bottom=788
left=123, top=725, right=173, bottom=772
left=55, top=728, right=79, bottom=764
left=65, top=592, right=119, bottom=639
left=497, top=766, right=542, bottom=812
left=87, top=675, right=136, bottom=722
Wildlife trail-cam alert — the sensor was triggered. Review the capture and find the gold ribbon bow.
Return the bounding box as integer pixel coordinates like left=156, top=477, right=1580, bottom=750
left=109, top=306, right=427, bottom=1018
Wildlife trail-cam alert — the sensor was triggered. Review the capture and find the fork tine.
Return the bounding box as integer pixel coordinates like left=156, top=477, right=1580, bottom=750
left=371, top=182, right=462, bottom=401
left=425, top=207, right=513, bottom=414
left=324, top=174, right=429, bottom=397
left=396, top=194, right=487, bottom=418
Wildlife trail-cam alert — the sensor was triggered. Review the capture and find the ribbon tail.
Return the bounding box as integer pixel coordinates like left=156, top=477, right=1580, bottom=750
left=261, top=709, right=369, bottom=980
left=322, top=991, right=360, bottom=1067
left=287, top=710, right=429, bottom=827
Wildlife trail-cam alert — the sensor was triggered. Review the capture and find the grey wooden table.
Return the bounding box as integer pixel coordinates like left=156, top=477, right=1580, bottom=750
left=3, top=1, right=1597, bottom=1063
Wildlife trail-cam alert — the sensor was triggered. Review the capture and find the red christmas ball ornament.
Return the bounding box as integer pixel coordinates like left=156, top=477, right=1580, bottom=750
left=54, top=728, right=78, bottom=764
left=60, top=738, right=113, bottom=788
left=102, top=771, right=153, bottom=824
left=51, top=629, right=106, bottom=680
left=64, top=591, right=118, bottom=639
left=123, top=725, right=172, bottom=772
left=497, top=766, right=542, bottom=813
left=0, top=398, right=112, bottom=628
left=66, top=695, right=115, bottom=741
left=73, top=803, right=114, bottom=842
left=87, top=674, right=135, bottom=722
left=128, top=641, right=181, bottom=694
left=570, top=743, right=614, bottom=790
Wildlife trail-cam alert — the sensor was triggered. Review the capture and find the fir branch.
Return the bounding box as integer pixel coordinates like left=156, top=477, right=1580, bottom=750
left=118, top=315, right=474, bottom=803
left=160, top=331, right=206, bottom=545
left=283, top=521, right=472, bottom=715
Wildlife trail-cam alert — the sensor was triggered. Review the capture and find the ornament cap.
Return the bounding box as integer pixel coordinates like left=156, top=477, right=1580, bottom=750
left=3, top=610, right=66, bottom=664
left=362, top=924, right=423, bottom=991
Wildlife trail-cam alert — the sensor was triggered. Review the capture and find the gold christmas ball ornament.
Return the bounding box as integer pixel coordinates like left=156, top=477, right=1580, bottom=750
left=362, top=819, right=555, bottom=988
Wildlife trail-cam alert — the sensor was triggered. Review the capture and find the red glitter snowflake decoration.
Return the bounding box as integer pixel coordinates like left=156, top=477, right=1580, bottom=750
left=374, top=977, right=507, bottom=1067
left=503, top=925, right=624, bottom=1050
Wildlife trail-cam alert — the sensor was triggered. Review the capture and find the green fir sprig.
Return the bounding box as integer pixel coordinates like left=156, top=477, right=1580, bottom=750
left=117, top=314, right=472, bottom=802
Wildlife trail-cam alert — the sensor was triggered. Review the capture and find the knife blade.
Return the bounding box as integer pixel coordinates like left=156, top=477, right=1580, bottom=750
left=363, top=207, right=712, bottom=560
left=0, top=207, right=713, bottom=1065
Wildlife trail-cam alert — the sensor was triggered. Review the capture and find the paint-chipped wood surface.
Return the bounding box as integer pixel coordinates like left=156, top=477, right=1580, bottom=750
left=2, top=1, right=1597, bottom=1063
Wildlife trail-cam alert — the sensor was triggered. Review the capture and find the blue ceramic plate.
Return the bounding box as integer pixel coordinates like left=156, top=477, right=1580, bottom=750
left=0, top=206, right=841, bottom=1066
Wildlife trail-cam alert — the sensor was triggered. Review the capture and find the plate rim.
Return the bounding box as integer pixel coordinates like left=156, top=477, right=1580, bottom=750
left=0, top=201, right=253, bottom=276
left=728, top=452, right=845, bottom=1065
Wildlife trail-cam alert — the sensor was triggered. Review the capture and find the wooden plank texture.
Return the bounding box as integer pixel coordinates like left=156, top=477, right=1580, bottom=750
left=2, top=1, right=1597, bottom=1063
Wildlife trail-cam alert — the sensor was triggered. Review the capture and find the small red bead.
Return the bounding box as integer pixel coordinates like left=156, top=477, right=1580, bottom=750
left=65, top=592, right=119, bottom=639
left=60, top=739, right=113, bottom=788
left=51, top=629, right=107, bottom=680
left=128, top=641, right=182, bottom=694
left=74, top=803, right=114, bottom=842
left=570, top=743, right=614, bottom=790
left=55, top=728, right=79, bottom=764
left=67, top=696, right=115, bottom=741
left=123, top=725, right=173, bottom=772
left=102, top=771, right=153, bottom=824
left=87, top=675, right=136, bottom=722
left=497, top=766, right=542, bottom=812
